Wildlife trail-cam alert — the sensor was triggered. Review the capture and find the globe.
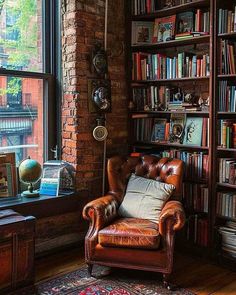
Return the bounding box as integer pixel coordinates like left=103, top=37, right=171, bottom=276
left=19, top=157, right=42, bottom=197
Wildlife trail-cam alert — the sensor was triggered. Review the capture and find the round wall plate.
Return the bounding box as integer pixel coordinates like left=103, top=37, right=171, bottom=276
left=93, top=126, right=108, bottom=141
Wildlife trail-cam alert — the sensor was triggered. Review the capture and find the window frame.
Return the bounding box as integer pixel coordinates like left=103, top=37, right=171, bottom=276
left=0, top=0, right=61, bottom=162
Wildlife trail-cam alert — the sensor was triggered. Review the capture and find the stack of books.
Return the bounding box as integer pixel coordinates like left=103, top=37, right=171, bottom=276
left=218, top=7, right=236, bottom=34
left=131, top=0, right=159, bottom=15
left=186, top=215, right=208, bottom=247
left=218, top=120, right=236, bottom=148
left=219, top=158, right=236, bottom=184
left=162, top=150, right=209, bottom=179
left=218, top=221, right=236, bottom=259
left=220, top=40, right=236, bottom=75
left=217, top=193, right=236, bottom=218
left=218, top=81, right=236, bottom=112
left=183, top=183, right=208, bottom=213
left=132, top=52, right=210, bottom=80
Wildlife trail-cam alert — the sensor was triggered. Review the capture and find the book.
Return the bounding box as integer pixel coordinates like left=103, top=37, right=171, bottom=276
left=183, top=117, right=203, bottom=146
left=132, top=21, right=154, bottom=45
left=152, top=15, right=176, bottom=43
left=169, top=113, right=186, bottom=144
left=176, top=11, right=195, bottom=36
left=151, top=119, right=168, bottom=142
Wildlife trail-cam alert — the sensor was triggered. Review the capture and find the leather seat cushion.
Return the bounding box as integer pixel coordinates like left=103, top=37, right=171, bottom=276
left=98, top=218, right=160, bottom=249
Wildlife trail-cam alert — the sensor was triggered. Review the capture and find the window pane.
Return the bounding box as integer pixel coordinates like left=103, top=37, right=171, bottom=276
left=0, top=0, right=43, bottom=72
left=0, top=76, right=44, bottom=165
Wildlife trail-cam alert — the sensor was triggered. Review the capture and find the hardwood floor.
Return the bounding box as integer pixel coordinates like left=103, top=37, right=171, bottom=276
left=35, top=248, right=236, bottom=295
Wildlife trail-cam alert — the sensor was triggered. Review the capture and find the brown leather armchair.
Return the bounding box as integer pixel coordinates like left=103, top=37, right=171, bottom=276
left=83, top=155, right=185, bottom=288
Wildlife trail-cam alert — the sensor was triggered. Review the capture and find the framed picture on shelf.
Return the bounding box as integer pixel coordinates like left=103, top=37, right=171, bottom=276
left=176, top=11, right=195, bottom=36
left=132, top=21, right=154, bottom=45
left=183, top=117, right=203, bottom=146
left=152, top=15, right=176, bottom=43
left=0, top=153, right=17, bottom=198
left=169, top=113, right=186, bottom=144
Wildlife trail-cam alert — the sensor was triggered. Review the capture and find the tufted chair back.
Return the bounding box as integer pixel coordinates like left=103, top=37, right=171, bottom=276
left=107, top=155, right=184, bottom=203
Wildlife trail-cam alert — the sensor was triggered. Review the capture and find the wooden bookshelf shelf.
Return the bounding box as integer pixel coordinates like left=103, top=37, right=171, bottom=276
left=216, top=215, right=236, bottom=222
left=184, top=178, right=208, bottom=184
left=134, top=141, right=209, bottom=151
left=130, top=110, right=209, bottom=116
left=218, top=74, right=236, bottom=80
left=131, top=76, right=210, bottom=85
left=218, top=32, right=236, bottom=39
left=217, top=147, right=236, bottom=152
left=217, top=183, right=236, bottom=189
left=217, top=112, right=236, bottom=118
left=131, top=35, right=210, bottom=51
left=131, top=0, right=209, bottom=20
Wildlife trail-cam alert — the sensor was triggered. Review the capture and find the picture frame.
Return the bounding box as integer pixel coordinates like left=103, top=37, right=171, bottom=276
left=132, top=21, right=154, bottom=45
left=153, top=15, right=176, bottom=43
left=0, top=153, right=17, bottom=198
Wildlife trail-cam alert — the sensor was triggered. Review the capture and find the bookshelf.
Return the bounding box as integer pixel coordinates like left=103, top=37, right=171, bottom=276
left=126, top=0, right=236, bottom=264
left=213, top=0, right=236, bottom=265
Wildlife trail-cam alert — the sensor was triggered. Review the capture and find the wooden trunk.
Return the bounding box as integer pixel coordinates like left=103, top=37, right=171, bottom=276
left=0, top=209, right=35, bottom=294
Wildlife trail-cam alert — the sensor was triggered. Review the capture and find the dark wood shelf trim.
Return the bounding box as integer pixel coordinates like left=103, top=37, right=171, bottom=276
left=217, top=182, right=236, bottom=189
left=216, top=214, right=236, bottom=222
left=131, top=76, right=210, bottom=85
left=134, top=141, right=209, bottom=151
left=217, top=112, right=236, bottom=116
left=131, top=0, right=209, bottom=20
left=131, top=35, right=210, bottom=51
left=218, top=74, right=236, bottom=79
left=217, top=147, right=236, bottom=152
left=218, top=32, right=236, bottom=39
left=130, top=110, right=209, bottom=116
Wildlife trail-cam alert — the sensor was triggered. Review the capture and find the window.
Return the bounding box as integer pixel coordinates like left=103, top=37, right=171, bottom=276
left=0, top=0, right=60, bottom=165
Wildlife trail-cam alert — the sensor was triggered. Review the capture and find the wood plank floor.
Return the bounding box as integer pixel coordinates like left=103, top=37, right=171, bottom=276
left=35, top=248, right=236, bottom=295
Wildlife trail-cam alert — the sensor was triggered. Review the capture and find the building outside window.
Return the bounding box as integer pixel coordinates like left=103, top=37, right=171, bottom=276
left=0, top=0, right=59, bottom=165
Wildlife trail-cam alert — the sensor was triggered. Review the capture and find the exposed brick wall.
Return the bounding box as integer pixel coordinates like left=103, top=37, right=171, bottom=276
left=61, top=0, right=128, bottom=196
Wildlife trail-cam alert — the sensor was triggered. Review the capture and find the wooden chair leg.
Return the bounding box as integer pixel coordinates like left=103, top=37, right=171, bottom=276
left=87, top=264, right=93, bottom=276
left=163, top=273, right=175, bottom=291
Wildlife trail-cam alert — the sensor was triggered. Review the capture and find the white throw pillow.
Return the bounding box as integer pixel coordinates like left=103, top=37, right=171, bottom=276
left=118, top=174, right=175, bottom=223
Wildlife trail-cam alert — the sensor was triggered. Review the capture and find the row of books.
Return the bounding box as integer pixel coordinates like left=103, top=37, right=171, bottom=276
left=132, top=86, right=204, bottom=112
left=220, top=40, right=236, bottom=75
left=131, top=0, right=193, bottom=15
left=133, top=114, right=209, bottom=147
left=218, top=221, right=236, bottom=259
left=185, top=215, right=208, bottom=247
left=132, top=10, right=209, bottom=45
left=132, top=52, right=210, bottom=80
left=218, top=81, right=236, bottom=112
left=131, top=0, right=158, bottom=15
left=217, top=193, right=236, bottom=219
left=218, top=7, right=236, bottom=34
left=218, top=120, right=236, bottom=149
left=219, top=158, right=236, bottom=185
left=183, top=183, right=208, bottom=213
left=162, top=150, right=209, bottom=180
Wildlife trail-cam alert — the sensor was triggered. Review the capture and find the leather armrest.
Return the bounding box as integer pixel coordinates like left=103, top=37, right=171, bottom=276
left=159, top=201, right=185, bottom=236
left=83, top=195, right=119, bottom=231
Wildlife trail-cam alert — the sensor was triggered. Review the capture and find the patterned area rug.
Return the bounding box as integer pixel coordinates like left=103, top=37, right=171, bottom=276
left=13, top=265, right=195, bottom=295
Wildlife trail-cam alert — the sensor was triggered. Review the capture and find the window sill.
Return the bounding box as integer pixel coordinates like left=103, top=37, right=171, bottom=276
left=0, top=190, right=89, bottom=218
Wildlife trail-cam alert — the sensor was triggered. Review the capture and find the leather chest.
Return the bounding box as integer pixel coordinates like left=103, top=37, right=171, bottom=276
left=0, top=209, right=35, bottom=294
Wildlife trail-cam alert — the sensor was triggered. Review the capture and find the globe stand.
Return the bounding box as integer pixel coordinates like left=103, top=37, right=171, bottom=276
left=21, top=183, right=39, bottom=198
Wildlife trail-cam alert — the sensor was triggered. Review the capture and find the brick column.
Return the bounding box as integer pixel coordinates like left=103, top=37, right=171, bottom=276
left=61, top=0, right=128, bottom=196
